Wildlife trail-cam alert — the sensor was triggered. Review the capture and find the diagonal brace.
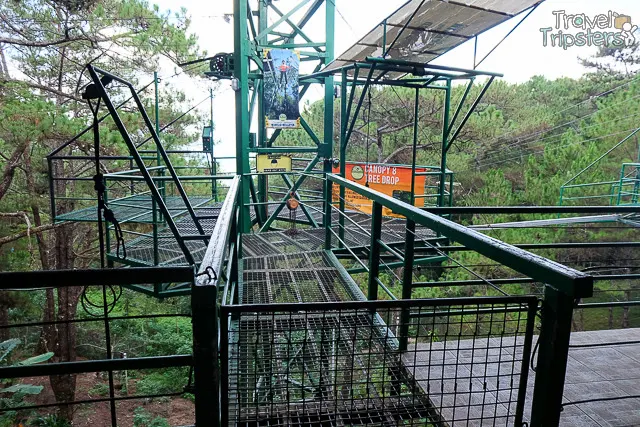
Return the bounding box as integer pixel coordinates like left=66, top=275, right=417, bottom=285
left=260, top=155, right=321, bottom=231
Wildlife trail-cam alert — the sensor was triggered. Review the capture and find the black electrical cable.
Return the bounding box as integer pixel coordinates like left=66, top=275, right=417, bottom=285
left=79, top=80, right=124, bottom=319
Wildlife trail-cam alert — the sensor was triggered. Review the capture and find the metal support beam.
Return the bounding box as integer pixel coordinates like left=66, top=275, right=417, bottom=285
left=367, top=202, right=382, bottom=301
left=447, top=76, right=496, bottom=149
left=398, top=219, right=415, bottom=351
left=256, top=0, right=311, bottom=41
left=234, top=0, right=252, bottom=232
left=260, top=155, right=321, bottom=231
left=439, top=80, right=451, bottom=207
left=191, top=284, right=218, bottom=425
left=530, top=286, right=575, bottom=427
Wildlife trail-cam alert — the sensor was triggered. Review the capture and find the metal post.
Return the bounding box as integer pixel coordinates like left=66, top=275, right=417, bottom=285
left=47, top=156, right=56, bottom=223
left=257, top=1, right=268, bottom=223
left=439, top=80, right=451, bottom=207
left=339, top=69, right=348, bottom=246
left=530, top=286, right=575, bottom=427
left=323, top=0, right=335, bottom=227
left=234, top=0, right=251, bottom=232
left=152, top=196, right=159, bottom=268
left=411, top=88, right=419, bottom=206
left=398, top=219, right=415, bottom=351
left=219, top=308, right=230, bottom=426
left=104, top=182, right=113, bottom=268
left=324, top=178, right=333, bottom=250
left=152, top=74, right=161, bottom=266
left=154, top=71, right=165, bottom=207
left=210, top=88, right=217, bottom=202
left=367, top=202, right=382, bottom=301
left=617, top=164, right=626, bottom=206
left=192, top=281, right=219, bottom=426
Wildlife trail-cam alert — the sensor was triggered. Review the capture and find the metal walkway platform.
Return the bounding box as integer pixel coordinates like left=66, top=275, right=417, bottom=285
left=226, top=310, right=439, bottom=426
left=229, top=250, right=441, bottom=425
left=241, top=251, right=365, bottom=304
left=411, top=328, right=640, bottom=427
left=242, top=223, right=435, bottom=258
left=55, top=195, right=219, bottom=223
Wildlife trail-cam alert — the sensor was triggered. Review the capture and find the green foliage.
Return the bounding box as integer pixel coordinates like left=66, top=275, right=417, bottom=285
left=0, top=339, right=54, bottom=424
left=31, top=414, right=72, bottom=427
left=133, top=407, right=171, bottom=427
left=88, top=382, right=110, bottom=397
left=136, top=368, right=188, bottom=395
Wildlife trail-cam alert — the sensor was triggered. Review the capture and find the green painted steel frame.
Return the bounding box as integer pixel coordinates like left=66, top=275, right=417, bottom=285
left=329, top=57, right=500, bottom=233
left=560, top=126, right=640, bottom=206
left=86, top=65, right=201, bottom=265
left=327, top=172, right=595, bottom=427
left=234, top=0, right=334, bottom=233
left=0, top=266, right=222, bottom=426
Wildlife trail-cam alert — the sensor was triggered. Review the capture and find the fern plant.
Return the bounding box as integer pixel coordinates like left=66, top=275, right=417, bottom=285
left=0, top=339, right=54, bottom=423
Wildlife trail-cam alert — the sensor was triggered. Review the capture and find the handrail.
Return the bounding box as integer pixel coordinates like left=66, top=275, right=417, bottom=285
left=0, top=266, right=194, bottom=289
left=561, top=127, right=640, bottom=188
left=191, top=175, right=239, bottom=427
left=196, top=175, right=240, bottom=287
left=327, top=173, right=593, bottom=298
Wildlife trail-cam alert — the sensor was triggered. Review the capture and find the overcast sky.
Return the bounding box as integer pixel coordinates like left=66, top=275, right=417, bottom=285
left=153, top=0, right=640, bottom=170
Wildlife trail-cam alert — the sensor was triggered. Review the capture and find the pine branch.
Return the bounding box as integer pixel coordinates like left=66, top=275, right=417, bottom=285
left=0, top=223, right=62, bottom=248
left=0, top=77, right=82, bottom=101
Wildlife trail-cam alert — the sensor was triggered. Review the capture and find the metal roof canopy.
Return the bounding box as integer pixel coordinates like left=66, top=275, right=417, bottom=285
left=324, top=0, right=544, bottom=78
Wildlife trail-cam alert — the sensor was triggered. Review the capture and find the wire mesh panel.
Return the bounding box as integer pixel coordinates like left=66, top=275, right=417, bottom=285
left=220, top=296, right=537, bottom=426
left=0, top=268, right=197, bottom=427
left=241, top=251, right=364, bottom=304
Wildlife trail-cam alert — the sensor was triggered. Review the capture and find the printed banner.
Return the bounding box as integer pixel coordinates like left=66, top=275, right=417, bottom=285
left=332, top=163, right=427, bottom=218
left=263, top=48, right=300, bottom=129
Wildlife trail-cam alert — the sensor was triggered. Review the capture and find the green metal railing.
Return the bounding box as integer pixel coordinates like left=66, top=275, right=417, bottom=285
left=0, top=176, right=242, bottom=427
left=0, top=267, right=198, bottom=426
left=560, top=162, right=640, bottom=207
left=326, top=173, right=594, bottom=427
left=613, top=162, right=640, bottom=205
left=559, top=126, right=640, bottom=207
left=192, top=175, right=240, bottom=425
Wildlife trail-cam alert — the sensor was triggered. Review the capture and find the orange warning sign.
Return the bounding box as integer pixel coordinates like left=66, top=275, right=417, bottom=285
left=332, top=163, right=426, bottom=218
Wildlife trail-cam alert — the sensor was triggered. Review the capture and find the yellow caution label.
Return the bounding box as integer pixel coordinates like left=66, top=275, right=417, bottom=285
left=257, top=154, right=292, bottom=173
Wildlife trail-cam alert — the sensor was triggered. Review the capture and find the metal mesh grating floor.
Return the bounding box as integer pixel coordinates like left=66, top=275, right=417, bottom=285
left=241, top=251, right=364, bottom=304
left=56, top=195, right=219, bottom=223
left=226, top=311, right=439, bottom=426
left=243, top=224, right=435, bottom=258
left=106, top=201, right=219, bottom=267
left=222, top=298, right=536, bottom=427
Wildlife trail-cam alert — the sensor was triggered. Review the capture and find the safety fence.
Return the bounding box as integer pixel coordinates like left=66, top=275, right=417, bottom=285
left=219, top=297, right=537, bottom=426
left=0, top=267, right=198, bottom=426
left=322, top=173, right=594, bottom=426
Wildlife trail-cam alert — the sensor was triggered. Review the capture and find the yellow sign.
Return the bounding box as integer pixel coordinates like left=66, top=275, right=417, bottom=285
left=257, top=154, right=292, bottom=173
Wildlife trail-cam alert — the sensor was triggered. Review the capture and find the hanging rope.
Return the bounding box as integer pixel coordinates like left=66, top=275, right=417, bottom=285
left=87, top=96, right=126, bottom=263
left=79, top=88, right=125, bottom=317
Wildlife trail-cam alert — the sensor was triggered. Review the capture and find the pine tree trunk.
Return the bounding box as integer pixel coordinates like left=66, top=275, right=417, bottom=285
left=45, top=158, right=82, bottom=422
